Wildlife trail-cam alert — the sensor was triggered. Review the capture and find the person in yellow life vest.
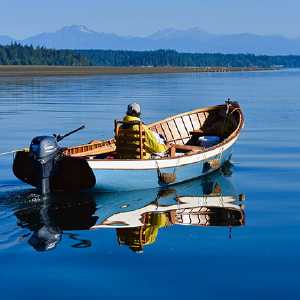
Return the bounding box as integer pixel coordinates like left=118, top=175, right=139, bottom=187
left=116, top=103, right=168, bottom=159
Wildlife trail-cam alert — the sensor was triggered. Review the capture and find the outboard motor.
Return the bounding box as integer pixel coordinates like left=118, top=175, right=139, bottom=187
left=30, top=136, right=61, bottom=195
left=28, top=125, right=85, bottom=195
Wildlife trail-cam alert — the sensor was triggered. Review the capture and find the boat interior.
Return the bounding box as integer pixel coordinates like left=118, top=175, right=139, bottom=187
left=64, top=102, right=242, bottom=160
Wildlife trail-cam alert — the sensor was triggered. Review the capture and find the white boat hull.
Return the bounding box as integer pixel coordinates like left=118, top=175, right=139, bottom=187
left=88, top=136, right=237, bottom=192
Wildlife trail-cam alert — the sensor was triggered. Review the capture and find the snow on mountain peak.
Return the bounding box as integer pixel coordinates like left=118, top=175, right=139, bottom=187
left=59, top=25, right=94, bottom=34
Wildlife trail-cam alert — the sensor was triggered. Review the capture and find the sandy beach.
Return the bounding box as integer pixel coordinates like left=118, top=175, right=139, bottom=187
left=0, top=65, right=277, bottom=76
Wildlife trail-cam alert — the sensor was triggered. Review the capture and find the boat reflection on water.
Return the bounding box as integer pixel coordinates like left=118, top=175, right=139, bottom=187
left=14, top=193, right=98, bottom=251
left=12, top=165, right=245, bottom=252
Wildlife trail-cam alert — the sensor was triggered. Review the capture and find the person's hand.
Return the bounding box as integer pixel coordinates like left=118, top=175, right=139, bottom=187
left=165, top=141, right=173, bottom=148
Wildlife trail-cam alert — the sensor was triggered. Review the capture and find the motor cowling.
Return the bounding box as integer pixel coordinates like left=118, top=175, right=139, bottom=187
left=29, top=136, right=61, bottom=195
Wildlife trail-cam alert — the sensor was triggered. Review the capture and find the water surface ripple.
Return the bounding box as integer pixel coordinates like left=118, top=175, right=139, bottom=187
left=0, top=70, right=300, bottom=299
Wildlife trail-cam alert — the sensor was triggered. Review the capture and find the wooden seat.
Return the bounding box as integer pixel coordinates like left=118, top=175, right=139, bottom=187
left=114, top=120, right=147, bottom=159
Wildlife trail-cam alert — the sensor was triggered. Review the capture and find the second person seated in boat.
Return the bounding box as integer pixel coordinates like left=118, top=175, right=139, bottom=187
left=116, top=102, right=168, bottom=159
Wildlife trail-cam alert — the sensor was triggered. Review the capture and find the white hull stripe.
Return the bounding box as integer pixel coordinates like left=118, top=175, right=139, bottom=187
left=87, top=135, right=238, bottom=170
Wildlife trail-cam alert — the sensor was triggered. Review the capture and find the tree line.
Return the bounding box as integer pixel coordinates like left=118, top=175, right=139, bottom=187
left=0, top=43, right=90, bottom=65
left=77, top=49, right=300, bottom=68
left=1, top=44, right=300, bottom=68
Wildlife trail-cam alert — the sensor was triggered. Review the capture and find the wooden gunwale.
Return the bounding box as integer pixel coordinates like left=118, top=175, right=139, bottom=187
left=86, top=103, right=244, bottom=163
left=66, top=104, right=228, bottom=157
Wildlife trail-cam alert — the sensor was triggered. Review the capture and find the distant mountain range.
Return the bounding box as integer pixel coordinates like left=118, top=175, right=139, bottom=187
left=1, top=25, right=300, bottom=55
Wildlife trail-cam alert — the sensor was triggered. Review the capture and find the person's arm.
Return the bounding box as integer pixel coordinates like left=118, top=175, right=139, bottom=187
left=144, top=127, right=167, bottom=153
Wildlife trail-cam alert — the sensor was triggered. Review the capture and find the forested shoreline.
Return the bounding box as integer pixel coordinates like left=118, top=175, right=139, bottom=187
left=0, top=44, right=89, bottom=65
left=1, top=44, right=300, bottom=68
left=77, top=49, right=300, bottom=68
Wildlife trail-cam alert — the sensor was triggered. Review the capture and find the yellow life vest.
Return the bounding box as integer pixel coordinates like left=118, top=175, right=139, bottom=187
left=116, top=115, right=167, bottom=159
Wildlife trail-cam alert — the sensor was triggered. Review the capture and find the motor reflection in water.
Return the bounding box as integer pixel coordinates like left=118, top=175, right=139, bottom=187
left=14, top=193, right=98, bottom=251
left=6, top=165, right=245, bottom=252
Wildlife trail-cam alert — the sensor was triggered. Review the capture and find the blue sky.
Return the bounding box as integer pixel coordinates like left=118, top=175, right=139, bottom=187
left=1, top=0, right=299, bottom=38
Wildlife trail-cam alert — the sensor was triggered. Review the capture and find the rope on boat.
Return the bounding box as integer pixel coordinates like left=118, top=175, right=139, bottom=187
left=0, top=148, right=28, bottom=157
left=155, top=160, right=177, bottom=184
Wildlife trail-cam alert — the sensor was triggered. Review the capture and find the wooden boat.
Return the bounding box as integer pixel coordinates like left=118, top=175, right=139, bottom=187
left=13, top=100, right=244, bottom=193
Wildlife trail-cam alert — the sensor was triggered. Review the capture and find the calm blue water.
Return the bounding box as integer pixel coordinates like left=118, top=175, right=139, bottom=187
left=0, top=69, right=300, bottom=299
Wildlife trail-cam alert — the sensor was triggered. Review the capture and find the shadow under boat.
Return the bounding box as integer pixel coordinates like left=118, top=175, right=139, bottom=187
left=8, top=166, right=245, bottom=252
